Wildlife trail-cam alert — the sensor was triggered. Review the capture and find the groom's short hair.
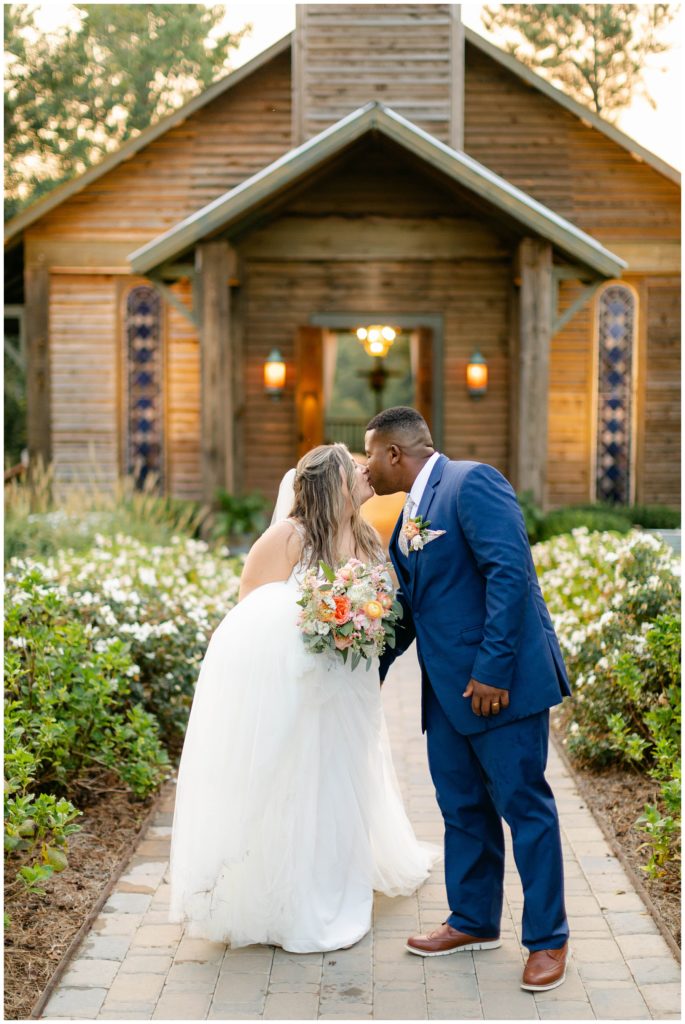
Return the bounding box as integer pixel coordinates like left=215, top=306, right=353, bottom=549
left=366, top=406, right=433, bottom=446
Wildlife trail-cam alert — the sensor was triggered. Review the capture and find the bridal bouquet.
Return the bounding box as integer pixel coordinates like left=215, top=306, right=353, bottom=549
left=296, top=558, right=403, bottom=670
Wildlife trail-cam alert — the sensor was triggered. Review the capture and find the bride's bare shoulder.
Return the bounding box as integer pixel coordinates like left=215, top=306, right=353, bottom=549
left=238, top=520, right=304, bottom=600
left=245, top=518, right=303, bottom=565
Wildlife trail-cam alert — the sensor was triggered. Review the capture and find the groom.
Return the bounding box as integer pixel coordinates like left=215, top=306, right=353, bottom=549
left=364, top=407, right=571, bottom=992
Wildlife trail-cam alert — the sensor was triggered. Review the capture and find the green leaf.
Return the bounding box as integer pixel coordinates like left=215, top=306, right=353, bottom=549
left=319, top=561, right=336, bottom=584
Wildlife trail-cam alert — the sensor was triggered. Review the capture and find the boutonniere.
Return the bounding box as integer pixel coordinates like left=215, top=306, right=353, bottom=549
left=402, top=515, right=446, bottom=553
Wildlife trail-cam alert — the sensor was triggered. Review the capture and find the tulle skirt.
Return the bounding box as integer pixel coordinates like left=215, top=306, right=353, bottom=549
left=167, top=577, right=440, bottom=952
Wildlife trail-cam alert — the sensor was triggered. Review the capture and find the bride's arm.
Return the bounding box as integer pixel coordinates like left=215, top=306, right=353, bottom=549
left=238, top=520, right=303, bottom=602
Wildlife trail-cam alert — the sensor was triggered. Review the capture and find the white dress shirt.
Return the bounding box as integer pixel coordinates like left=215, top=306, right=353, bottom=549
left=408, top=451, right=442, bottom=512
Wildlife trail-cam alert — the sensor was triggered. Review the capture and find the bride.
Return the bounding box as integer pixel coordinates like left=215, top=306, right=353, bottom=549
left=167, top=442, right=439, bottom=953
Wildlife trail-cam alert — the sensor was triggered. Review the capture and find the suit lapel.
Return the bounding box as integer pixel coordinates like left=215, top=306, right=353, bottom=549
left=387, top=493, right=409, bottom=573
left=409, top=454, right=449, bottom=593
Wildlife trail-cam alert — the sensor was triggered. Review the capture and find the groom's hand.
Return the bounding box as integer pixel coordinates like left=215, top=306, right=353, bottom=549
left=463, top=678, right=510, bottom=717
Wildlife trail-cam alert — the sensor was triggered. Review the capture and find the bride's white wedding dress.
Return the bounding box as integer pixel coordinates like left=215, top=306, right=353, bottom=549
left=168, top=522, right=440, bottom=953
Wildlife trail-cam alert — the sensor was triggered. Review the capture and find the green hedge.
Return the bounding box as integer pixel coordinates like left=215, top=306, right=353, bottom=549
left=518, top=492, right=680, bottom=544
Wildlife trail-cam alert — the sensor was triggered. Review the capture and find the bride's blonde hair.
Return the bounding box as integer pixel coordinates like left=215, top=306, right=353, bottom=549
left=291, top=443, right=384, bottom=569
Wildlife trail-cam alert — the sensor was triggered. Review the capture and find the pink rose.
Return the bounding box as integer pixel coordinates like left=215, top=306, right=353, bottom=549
left=334, top=634, right=355, bottom=650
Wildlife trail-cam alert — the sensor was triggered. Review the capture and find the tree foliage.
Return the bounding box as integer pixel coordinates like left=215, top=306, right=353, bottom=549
left=4, top=4, right=249, bottom=218
left=481, top=4, right=676, bottom=118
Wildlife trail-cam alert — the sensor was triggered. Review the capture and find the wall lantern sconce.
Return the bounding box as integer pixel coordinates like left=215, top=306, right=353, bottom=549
left=466, top=350, right=488, bottom=398
left=356, top=324, right=397, bottom=358
left=264, top=348, right=286, bottom=399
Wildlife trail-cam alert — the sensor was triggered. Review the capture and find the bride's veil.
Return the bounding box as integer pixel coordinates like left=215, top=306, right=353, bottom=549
left=270, top=467, right=297, bottom=526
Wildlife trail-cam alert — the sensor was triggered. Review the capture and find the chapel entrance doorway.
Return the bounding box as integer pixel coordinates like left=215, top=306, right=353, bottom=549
left=295, top=319, right=439, bottom=547
left=295, top=321, right=436, bottom=459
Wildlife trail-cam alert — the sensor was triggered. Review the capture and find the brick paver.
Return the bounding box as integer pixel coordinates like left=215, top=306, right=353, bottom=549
left=42, top=646, right=680, bottom=1020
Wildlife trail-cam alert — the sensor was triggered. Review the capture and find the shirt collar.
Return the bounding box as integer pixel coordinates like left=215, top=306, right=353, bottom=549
left=409, top=451, right=442, bottom=509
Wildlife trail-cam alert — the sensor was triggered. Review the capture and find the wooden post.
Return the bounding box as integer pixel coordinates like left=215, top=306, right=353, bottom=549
left=24, top=261, right=52, bottom=472
left=450, top=5, right=465, bottom=151
left=291, top=5, right=307, bottom=146
left=516, top=237, right=553, bottom=507
left=415, top=327, right=434, bottom=434
left=195, top=240, right=234, bottom=508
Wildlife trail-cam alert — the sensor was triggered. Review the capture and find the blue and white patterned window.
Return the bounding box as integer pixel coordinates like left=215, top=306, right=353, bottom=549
left=125, top=286, right=164, bottom=491
left=595, top=284, right=636, bottom=505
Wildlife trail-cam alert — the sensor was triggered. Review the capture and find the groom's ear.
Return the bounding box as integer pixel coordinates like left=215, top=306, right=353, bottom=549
left=388, top=443, right=402, bottom=465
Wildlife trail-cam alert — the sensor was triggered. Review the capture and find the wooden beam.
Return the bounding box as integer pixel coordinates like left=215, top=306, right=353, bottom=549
left=552, top=280, right=601, bottom=336
left=516, top=237, right=553, bottom=507
left=450, top=5, right=465, bottom=151
left=148, top=275, right=198, bottom=328
left=239, top=215, right=508, bottom=261
left=195, top=240, right=234, bottom=507
left=24, top=263, right=52, bottom=469
left=156, top=262, right=196, bottom=280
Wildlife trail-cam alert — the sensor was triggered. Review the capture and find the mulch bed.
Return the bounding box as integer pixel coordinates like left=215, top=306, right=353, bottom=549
left=4, top=780, right=156, bottom=1021
left=551, top=724, right=681, bottom=951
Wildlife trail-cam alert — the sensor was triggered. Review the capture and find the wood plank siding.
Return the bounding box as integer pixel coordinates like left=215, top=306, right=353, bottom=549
left=165, top=279, right=202, bottom=500
left=26, top=50, right=292, bottom=247
left=463, top=43, right=680, bottom=508
left=641, top=277, right=680, bottom=505
left=295, top=4, right=454, bottom=145
left=464, top=43, right=680, bottom=245
left=546, top=281, right=594, bottom=505
left=49, top=274, right=120, bottom=488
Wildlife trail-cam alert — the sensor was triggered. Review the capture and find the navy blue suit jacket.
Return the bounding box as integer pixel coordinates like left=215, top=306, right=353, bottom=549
left=380, top=455, right=571, bottom=735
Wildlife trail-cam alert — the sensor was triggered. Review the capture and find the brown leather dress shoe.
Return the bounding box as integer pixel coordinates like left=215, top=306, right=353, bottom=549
left=521, top=942, right=568, bottom=991
left=406, top=923, right=501, bottom=957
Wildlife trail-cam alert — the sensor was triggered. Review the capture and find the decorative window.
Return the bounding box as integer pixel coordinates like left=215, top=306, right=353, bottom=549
left=125, top=285, right=164, bottom=491
left=595, top=284, right=636, bottom=505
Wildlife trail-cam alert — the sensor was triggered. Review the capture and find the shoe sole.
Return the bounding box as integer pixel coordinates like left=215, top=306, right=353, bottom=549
left=520, top=964, right=567, bottom=991
left=405, top=939, right=501, bottom=957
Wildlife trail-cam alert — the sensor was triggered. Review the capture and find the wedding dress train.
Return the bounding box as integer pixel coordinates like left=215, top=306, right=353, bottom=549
left=167, top=542, right=440, bottom=952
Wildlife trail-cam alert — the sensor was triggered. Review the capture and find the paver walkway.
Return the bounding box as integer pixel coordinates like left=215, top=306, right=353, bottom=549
left=43, top=647, right=680, bottom=1020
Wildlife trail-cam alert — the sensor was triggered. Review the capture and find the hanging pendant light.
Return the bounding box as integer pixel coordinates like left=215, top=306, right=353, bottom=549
left=356, top=325, right=398, bottom=358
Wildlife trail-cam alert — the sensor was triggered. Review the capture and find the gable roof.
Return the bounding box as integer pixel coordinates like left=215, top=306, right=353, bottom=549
left=464, top=27, right=680, bottom=186
left=3, top=32, right=292, bottom=247
left=129, top=101, right=626, bottom=279
left=5, top=22, right=679, bottom=248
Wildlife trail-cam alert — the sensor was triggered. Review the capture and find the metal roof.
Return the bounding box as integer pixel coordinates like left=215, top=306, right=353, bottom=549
left=129, top=101, right=627, bottom=279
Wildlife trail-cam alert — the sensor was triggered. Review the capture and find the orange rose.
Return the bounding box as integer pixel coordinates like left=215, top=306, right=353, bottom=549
left=364, top=600, right=384, bottom=620
left=378, top=593, right=393, bottom=611
left=404, top=521, right=420, bottom=539
left=334, top=595, right=352, bottom=624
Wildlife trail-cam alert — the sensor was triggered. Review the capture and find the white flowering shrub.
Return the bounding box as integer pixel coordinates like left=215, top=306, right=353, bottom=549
left=533, top=527, right=681, bottom=876
left=4, top=532, right=242, bottom=916
left=6, top=532, right=242, bottom=750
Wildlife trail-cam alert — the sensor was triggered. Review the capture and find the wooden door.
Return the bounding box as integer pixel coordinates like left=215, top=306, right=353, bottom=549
left=414, top=326, right=434, bottom=433
left=295, top=326, right=324, bottom=458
